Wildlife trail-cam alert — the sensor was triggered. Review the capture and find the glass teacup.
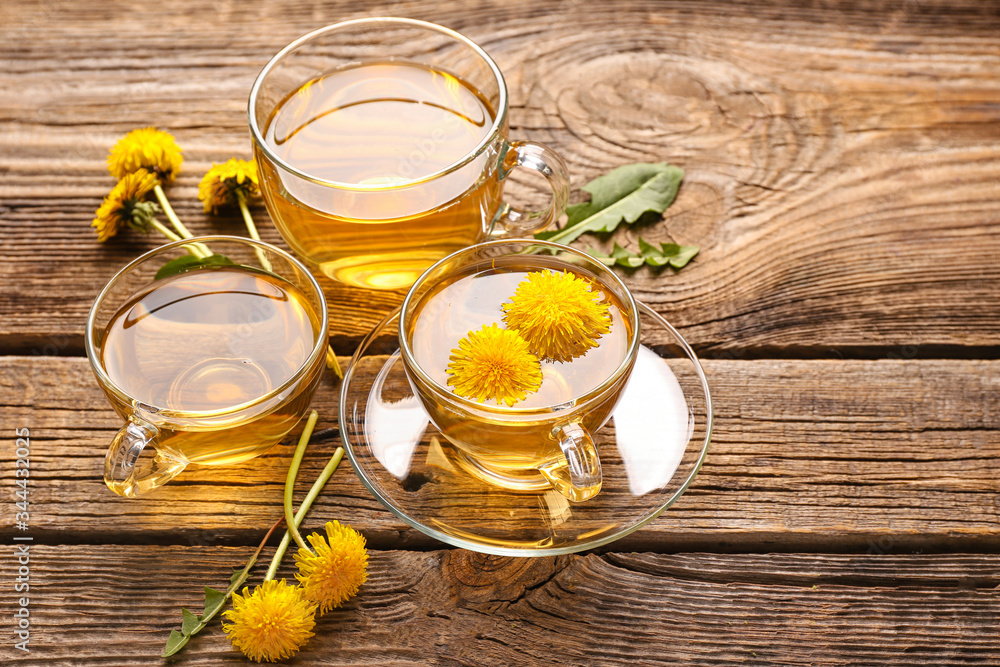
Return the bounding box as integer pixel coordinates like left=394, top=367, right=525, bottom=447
left=248, top=17, right=569, bottom=290
left=398, top=240, right=641, bottom=502
left=85, top=236, right=328, bottom=497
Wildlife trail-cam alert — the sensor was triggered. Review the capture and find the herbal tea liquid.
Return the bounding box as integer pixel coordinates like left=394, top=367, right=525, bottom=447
left=98, top=266, right=322, bottom=465
left=406, top=260, right=634, bottom=471
left=258, top=61, right=501, bottom=289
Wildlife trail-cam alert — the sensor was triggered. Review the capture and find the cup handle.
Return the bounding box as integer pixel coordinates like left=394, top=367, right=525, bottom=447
left=104, top=420, right=187, bottom=498
left=492, top=140, right=570, bottom=237
left=538, top=422, right=603, bottom=502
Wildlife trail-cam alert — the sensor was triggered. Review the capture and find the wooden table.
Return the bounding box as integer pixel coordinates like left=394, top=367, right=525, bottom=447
left=3, top=0, right=999, bottom=664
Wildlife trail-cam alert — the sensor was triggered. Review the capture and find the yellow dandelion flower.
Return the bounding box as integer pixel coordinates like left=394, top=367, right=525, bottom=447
left=294, top=520, right=369, bottom=615
left=198, top=158, right=259, bottom=214
left=446, top=323, right=542, bottom=406
left=502, top=270, right=612, bottom=363
left=107, top=127, right=183, bottom=182
left=91, top=169, right=159, bottom=241
left=222, top=579, right=316, bottom=663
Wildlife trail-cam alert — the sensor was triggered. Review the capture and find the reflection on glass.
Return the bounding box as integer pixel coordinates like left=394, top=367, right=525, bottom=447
left=540, top=490, right=572, bottom=528
left=613, top=345, right=692, bottom=496
left=425, top=435, right=458, bottom=473
left=366, top=351, right=429, bottom=478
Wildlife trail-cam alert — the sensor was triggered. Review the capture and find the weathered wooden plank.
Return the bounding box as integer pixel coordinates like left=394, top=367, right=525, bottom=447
left=2, top=355, right=997, bottom=550
left=1, top=0, right=999, bottom=354
left=1, top=546, right=999, bottom=665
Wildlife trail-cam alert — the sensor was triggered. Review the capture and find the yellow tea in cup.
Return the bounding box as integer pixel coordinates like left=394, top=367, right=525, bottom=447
left=399, top=240, right=641, bottom=502
left=86, top=237, right=328, bottom=497
left=258, top=61, right=501, bottom=289
left=250, top=18, right=570, bottom=290
left=99, top=265, right=320, bottom=465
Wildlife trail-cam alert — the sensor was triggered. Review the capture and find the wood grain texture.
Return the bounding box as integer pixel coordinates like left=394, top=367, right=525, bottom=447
left=2, top=2, right=1000, bottom=661
left=3, top=355, right=997, bottom=550
left=1, top=0, right=999, bottom=354
left=1, top=546, right=999, bottom=665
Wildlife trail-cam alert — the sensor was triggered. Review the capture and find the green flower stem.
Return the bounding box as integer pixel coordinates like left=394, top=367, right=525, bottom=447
left=148, top=218, right=206, bottom=258
left=283, top=411, right=319, bottom=556
left=236, top=190, right=272, bottom=272
left=153, top=183, right=211, bottom=258
left=149, top=217, right=183, bottom=242
left=265, top=446, right=345, bottom=582
left=326, top=347, right=344, bottom=380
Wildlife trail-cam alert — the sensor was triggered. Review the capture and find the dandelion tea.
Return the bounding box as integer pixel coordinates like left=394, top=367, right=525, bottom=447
left=258, top=61, right=501, bottom=289
left=405, top=259, right=634, bottom=473
left=98, top=265, right=322, bottom=465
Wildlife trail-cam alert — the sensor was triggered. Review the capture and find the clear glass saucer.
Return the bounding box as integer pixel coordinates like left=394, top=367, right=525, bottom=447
left=339, top=301, right=712, bottom=556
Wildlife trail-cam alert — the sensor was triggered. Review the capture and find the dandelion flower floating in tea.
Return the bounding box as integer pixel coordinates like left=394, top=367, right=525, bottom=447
left=294, top=520, right=368, bottom=615
left=222, top=579, right=316, bottom=663
left=503, top=270, right=612, bottom=363
left=446, top=323, right=543, bottom=406
left=107, top=127, right=183, bottom=182
left=198, top=158, right=260, bottom=214
left=91, top=169, right=160, bottom=242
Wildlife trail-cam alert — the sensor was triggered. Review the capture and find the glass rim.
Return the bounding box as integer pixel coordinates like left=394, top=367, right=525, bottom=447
left=398, top=239, right=642, bottom=415
left=247, top=16, right=510, bottom=192
left=84, top=235, right=329, bottom=421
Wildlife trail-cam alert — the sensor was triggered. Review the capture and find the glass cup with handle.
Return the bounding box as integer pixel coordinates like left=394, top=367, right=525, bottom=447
left=398, top=240, right=641, bottom=502
left=85, top=236, right=328, bottom=497
left=248, top=17, right=570, bottom=291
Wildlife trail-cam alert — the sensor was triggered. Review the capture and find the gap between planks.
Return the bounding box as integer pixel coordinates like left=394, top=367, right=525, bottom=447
left=4, top=339, right=1000, bottom=361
